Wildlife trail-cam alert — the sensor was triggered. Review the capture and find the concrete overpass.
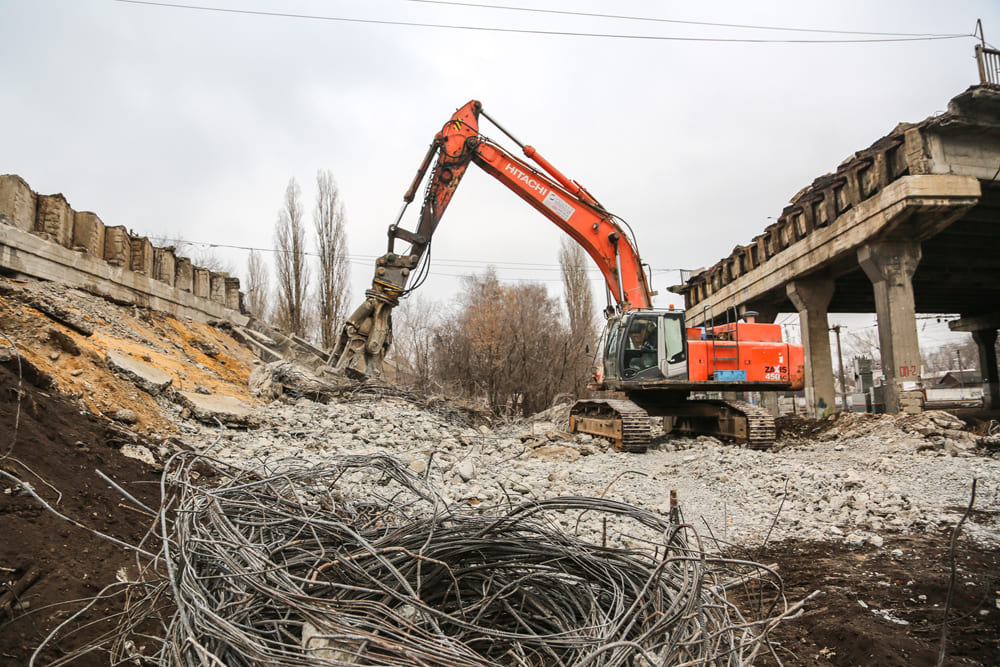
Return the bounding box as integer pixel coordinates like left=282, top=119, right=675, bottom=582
left=670, top=85, right=1000, bottom=416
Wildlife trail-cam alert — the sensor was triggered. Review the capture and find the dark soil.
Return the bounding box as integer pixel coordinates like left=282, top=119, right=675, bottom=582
left=0, top=358, right=161, bottom=667
left=753, top=536, right=1000, bottom=665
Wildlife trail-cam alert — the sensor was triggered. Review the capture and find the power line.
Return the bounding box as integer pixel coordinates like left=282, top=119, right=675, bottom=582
left=112, top=1, right=971, bottom=44
left=157, top=236, right=691, bottom=273
left=404, top=0, right=966, bottom=38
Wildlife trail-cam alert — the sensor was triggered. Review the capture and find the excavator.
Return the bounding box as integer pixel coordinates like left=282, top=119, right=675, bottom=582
left=328, top=100, right=805, bottom=451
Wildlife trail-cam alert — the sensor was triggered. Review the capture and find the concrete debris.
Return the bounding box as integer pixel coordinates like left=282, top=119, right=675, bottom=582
left=0, top=281, right=95, bottom=336
left=120, top=443, right=157, bottom=466
left=105, top=350, right=173, bottom=395
left=174, top=390, right=257, bottom=428
left=168, top=391, right=1000, bottom=550
left=249, top=360, right=348, bottom=401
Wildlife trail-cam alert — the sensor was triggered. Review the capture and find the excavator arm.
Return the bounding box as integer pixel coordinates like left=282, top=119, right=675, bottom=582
left=329, top=100, right=653, bottom=378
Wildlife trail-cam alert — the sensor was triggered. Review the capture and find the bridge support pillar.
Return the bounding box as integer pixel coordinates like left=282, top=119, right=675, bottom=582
left=972, top=328, right=999, bottom=410
left=786, top=279, right=836, bottom=418
left=858, top=240, right=923, bottom=414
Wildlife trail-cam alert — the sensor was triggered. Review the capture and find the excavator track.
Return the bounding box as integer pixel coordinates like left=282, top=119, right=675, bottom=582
left=569, top=399, right=651, bottom=453
left=721, top=399, right=776, bottom=449
left=670, top=399, right=776, bottom=450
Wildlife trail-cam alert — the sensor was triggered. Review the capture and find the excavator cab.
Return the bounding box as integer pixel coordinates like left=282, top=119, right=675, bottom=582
left=603, top=311, right=688, bottom=385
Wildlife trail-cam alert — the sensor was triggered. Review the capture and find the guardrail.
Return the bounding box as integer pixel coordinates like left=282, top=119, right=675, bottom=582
left=976, top=44, right=1000, bottom=85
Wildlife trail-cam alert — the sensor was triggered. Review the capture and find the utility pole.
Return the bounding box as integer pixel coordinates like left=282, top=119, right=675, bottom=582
left=956, top=349, right=964, bottom=400
left=831, top=324, right=848, bottom=410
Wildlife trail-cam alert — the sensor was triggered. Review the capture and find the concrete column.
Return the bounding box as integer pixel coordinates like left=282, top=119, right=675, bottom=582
left=972, top=328, right=999, bottom=410
left=35, top=194, right=75, bottom=248
left=210, top=273, right=227, bottom=304
left=0, top=174, right=37, bottom=232
left=858, top=240, right=923, bottom=414
left=103, top=225, right=131, bottom=266
left=130, top=236, right=154, bottom=276
left=224, top=277, right=241, bottom=310
left=787, top=278, right=836, bottom=418
left=154, top=247, right=176, bottom=286
left=175, top=257, right=194, bottom=292
left=72, top=211, right=105, bottom=256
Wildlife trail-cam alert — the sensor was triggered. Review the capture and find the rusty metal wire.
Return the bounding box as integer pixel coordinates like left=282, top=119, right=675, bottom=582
left=41, top=452, right=800, bottom=666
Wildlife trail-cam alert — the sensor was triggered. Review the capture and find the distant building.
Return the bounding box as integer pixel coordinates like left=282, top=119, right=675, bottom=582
left=933, top=370, right=982, bottom=389
left=925, top=369, right=983, bottom=406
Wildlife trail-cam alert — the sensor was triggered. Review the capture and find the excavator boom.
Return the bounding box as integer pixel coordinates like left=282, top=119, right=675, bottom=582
left=329, top=99, right=804, bottom=452
left=329, top=100, right=653, bottom=379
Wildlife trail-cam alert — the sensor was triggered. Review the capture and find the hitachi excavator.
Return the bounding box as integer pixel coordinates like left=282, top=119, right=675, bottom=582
left=329, top=100, right=805, bottom=451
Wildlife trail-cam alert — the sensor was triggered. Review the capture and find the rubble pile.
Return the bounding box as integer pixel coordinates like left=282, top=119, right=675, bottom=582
left=164, top=371, right=1000, bottom=551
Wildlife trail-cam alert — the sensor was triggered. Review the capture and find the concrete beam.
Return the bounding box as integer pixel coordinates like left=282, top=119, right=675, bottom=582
left=683, top=175, right=979, bottom=327
left=972, top=328, right=999, bottom=410
left=949, top=312, right=1000, bottom=332
left=787, top=278, right=836, bottom=417
left=0, top=224, right=248, bottom=326
left=858, top=240, right=923, bottom=414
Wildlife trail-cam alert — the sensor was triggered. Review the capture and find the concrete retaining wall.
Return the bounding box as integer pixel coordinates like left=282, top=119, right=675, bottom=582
left=0, top=174, right=247, bottom=326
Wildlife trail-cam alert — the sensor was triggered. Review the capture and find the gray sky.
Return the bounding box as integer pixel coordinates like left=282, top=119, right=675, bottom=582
left=3, top=0, right=996, bottom=353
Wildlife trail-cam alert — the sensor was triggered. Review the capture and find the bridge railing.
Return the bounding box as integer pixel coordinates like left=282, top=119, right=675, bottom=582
left=976, top=44, right=1000, bottom=85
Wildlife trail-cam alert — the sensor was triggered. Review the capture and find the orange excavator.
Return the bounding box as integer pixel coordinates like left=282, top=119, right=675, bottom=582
left=329, top=100, right=804, bottom=450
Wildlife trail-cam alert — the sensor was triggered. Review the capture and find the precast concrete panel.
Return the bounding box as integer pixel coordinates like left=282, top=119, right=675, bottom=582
left=35, top=194, right=74, bottom=248
left=0, top=174, right=37, bottom=232
left=72, top=211, right=105, bottom=256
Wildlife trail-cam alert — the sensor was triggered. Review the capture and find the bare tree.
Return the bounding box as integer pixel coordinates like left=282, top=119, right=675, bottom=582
left=148, top=233, right=235, bottom=275
left=922, top=335, right=984, bottom=374
left=273, top=178, right=310, bottom=336
left=313, top=170, right=352, bottom=350
left=244, top=248, right=270, bottom=320
left=559, top=237, right=597, bottom=393
left=388, top=295, right=438, bottom=387
left=433, top=269, right=576, bottom=416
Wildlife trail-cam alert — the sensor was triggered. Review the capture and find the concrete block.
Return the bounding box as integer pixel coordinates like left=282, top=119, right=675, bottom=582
left=130, top=236, right=154, bottom=276
left=0, top=174, right=37, bottom=232
left=192, top=267, right=210, bottom=298
left=175, top=257, right=193, bottom=292
left=175, top=390, right=257, bottom=427
left=103, top=225, right=131, bottom=266
left=154, top=247, right=176, bottom=286
left=210, top=272, right=226, bottom=304
left=72, top=211, right=105, bottom=256
left=35, top=193, right=75, bottom=248
left=224, top=277, right=241, bottom=310
left=106, top=350, right=173, bottom=395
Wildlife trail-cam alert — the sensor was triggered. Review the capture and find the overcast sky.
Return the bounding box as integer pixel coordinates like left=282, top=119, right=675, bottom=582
left=3, top=0, right=997, bottom=353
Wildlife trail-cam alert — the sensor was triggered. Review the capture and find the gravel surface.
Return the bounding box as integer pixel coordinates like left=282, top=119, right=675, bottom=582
left=164, top=390, right=1000, bottom=551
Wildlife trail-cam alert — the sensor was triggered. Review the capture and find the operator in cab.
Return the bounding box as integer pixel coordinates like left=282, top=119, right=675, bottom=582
left=627, top=323, right=655, bottom=351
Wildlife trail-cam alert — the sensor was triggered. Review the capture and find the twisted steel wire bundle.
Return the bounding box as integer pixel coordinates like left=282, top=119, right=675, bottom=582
left=90, top=452, right=794, bottom=666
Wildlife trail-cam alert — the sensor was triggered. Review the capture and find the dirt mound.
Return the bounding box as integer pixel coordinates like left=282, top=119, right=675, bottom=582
left=0, top=359, right=163, bottom=666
